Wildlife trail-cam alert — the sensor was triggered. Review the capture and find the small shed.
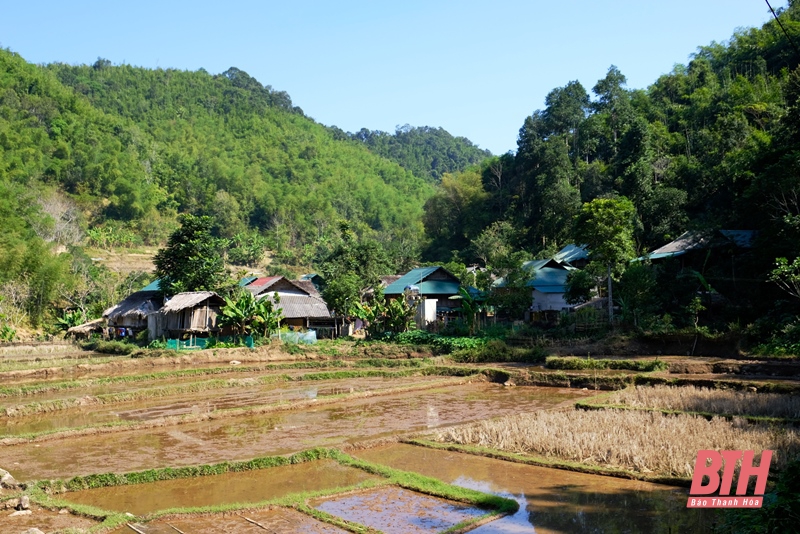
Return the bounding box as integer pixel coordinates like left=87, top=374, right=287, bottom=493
left=148, top=291, right=226, bottom=340
left=66, top=318, right=105, bottom=339
left=103, top=290, right=161, bottom=336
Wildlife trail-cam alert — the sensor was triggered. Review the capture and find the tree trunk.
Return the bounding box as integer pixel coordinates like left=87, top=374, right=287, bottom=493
left=607, top=263, right=614, bottom=327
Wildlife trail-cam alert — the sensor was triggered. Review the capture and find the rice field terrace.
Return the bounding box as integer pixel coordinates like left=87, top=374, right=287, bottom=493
left=591, top=384, right=800, bottom=421
left=1, top=342, right=797, bottom=532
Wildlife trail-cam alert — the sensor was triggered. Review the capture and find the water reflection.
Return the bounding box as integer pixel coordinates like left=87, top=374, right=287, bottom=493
left=354, top=444, right=714, bottom=533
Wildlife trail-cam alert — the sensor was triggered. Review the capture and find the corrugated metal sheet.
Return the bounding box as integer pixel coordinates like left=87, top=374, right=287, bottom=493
left=719, top=230, right=756, bottom=248
left=161, top=292, right=220, bottom=313
left=650, top=231, right=711, bottom=257
left=417, top=280, right=460, bottom=295
left=525, top=267, right=570, bottom=292
left=293, top=280, right=320, bottom=296
left=640, top=229, right=756, bottom=262
left=247, top=276, right=281, bottom=288
left=554, top=244, right=589, bottom=264
left=140, top=279, right=162, bottom=292
left=103, top=291, right=159, bottom=321
left=260, top=294, right=331, bottom=319
left=384, top=266, right=463, bottom=295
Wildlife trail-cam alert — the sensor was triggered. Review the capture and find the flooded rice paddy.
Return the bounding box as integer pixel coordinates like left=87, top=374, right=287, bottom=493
left=118, top=507, right=347, bottom=533
left=3, top=382, right=589, bottom=480
left=354, top=443, right=712, bottom=533
left=0, top=375, right=453, bottom=436
left=64, top=459, right=379, bottom=515
left=312, top=486, right=489, bottom=534
left=0, top=349, right=731, bottom=532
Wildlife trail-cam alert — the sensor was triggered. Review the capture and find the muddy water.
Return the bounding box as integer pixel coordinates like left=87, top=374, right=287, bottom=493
left=354, top=444, right=713, bottom=533
left=0, top=375, right=451, bottom=436
left=0, top=362, right=344, bottom=389
left=64, top=460, right=378, bottom=516
left=312, top=486, right=488, bottom=534
left=115, top=507, right=347, bottom=533
left=4, top=384, right=592, bottom=480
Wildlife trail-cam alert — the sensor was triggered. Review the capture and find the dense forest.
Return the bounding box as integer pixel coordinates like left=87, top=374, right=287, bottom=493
left=344, top=125, right=491, bottom=182
left=0, top=50, right=488, bottom=331
left=421, top=3, right=800, bottom=340
left=1, top=3, right=800, bottom=345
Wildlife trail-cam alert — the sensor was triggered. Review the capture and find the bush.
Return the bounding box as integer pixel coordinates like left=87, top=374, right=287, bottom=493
left=80, top=339, right=137, bottom=355
left=546, top=356, right=667, bottom=372
left=450, top=339, right=547, bottom=363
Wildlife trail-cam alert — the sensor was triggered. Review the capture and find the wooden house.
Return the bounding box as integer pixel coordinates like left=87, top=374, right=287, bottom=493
left=103, top=289, right=161, bottom=338
left=148, top=291, right=226, bottom=340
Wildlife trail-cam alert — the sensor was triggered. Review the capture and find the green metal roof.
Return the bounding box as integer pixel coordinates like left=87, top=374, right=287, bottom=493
left=525, top=267, right=570, bottom=292
left=385, top=266, right=448, bottom=295
left=417, top=280, right=461, bottom=295
left=140, top=279, right=162, bottom=292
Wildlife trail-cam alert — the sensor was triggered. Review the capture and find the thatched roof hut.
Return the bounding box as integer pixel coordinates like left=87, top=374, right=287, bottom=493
left=103, top=291, right=160, bottom=329
left=66, top=318, right=105, bottom=339
left=148, top=291, right=225, bottom=340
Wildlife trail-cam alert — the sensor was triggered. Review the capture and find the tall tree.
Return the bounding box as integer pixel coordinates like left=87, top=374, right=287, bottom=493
left=573, top=197, right=637, bottom=325
left=153, top=214, right=228, bottom=296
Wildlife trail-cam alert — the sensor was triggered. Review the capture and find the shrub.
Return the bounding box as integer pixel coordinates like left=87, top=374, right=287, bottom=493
left=546, top=356, right=667, bottom=372
left=450, top=340, right=546, bottom=363
left=80, top=340, right=137, bottom=355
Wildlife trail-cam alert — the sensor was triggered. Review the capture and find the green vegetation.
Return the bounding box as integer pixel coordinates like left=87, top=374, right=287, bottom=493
left=79, top=339, right=138, bottom=355
left=34, top=447, right=517, bottom=532
left=722, top=456, right=800, bottom=534
left=2, top=6, right=800, bottom=346
left=153, top=214, right=229, bottom=296
left=449, top=340, right=546, bottom=363
left=348, top=125, right=492, bottom=182
left=545, top=356, right=667, bottom=372
left=40, top=448, right=338, bottom=492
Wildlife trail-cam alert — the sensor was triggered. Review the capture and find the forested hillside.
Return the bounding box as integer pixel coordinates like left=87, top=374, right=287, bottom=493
left=2, top=3, right=800, bottom=341
left=0, top=51, right=452, bottom=330
left=345, top=125, right=491, bottom=182
left=425, top=4, right=800, bottom=265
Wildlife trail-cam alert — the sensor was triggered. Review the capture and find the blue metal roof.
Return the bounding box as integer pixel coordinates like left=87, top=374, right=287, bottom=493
left=238, top=276, right=257, bottom=286
left=417, top=280, right=461, bottom=295
left=522, top=259, right=551, bottom=271
left=525, top=267, right=570, bottom=292
left=554, top=244, right=589, bottom=264
left=384, top=266, right=460, bottom=295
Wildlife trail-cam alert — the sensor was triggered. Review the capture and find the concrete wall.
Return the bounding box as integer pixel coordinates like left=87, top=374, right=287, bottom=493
left=415, top=298, right=437, bottom=329
left=531, top=290, right=569, bottom=312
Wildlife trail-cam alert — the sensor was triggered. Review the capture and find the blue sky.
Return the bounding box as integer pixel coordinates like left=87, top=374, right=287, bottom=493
left=0, top=1, right=783, bottom=154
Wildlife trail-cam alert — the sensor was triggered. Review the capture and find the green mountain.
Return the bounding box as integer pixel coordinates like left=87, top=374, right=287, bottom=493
left=345, top=124, right=492, bottom=182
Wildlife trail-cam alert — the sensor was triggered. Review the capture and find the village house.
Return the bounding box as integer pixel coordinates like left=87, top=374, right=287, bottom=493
left=384, top=266, right=463, bottom=328
left=241, top=276, right=335, bottom=336
left=147, top=291, right=226, bottom=342
left=102, top=279, right=162, bottom=339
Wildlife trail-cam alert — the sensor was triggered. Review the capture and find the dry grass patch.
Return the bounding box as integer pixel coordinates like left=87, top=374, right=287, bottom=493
left=435, top=409, right=800, bottom=478
left=608, top=385, right=800, bottom=419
